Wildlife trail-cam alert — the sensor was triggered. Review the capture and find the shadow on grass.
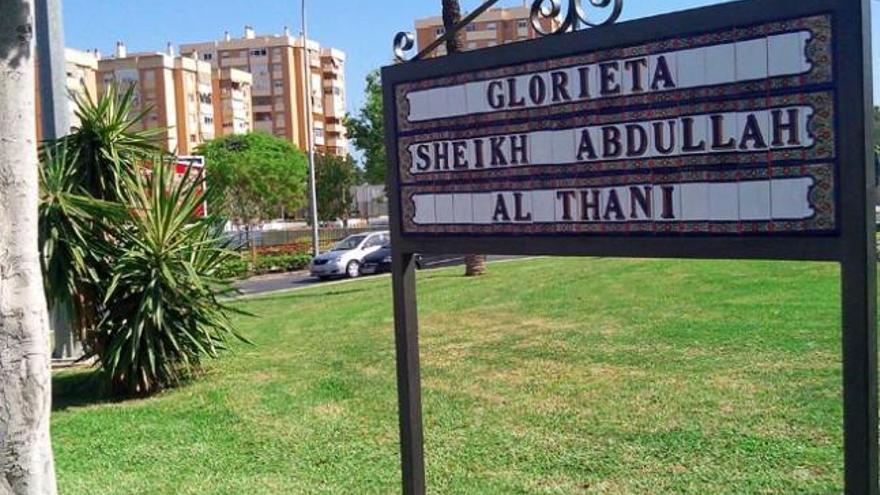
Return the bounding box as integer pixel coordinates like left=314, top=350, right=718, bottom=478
left=52, top=371, right=120, bottom=412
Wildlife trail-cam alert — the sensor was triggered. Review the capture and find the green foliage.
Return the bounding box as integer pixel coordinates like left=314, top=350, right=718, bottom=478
left=196, top=133, right=308, bottom=225
left=39, top=83, right=246, bottom=396
left=344, top=70, right=386, bottom=185
left=253, top=254, right=313, bottom=275
left=94, top=162, right=248, bottom=395
left=39, top=143, right=124, bottom=336
left=315, top=153, right=361, bottom=222
left=218, top=253, right=313, bottom=279
left=59, top=83, right=164, bottom=201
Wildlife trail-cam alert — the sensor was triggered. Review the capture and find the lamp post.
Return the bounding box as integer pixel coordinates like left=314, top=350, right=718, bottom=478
left=301, top=0, right=320, bottom=256
left=36, top=0, right=82, bottom=361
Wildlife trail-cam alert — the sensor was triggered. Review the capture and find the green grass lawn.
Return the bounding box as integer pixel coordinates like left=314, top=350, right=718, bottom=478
left=52, top=258, right=847, bottom=494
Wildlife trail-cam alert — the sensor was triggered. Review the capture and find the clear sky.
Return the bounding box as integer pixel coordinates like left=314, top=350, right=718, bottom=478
left=63, top=0, right=880, bottom=121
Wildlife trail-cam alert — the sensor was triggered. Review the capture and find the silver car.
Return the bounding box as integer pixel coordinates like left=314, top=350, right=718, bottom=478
left=310, top=231, right=390, bottom=280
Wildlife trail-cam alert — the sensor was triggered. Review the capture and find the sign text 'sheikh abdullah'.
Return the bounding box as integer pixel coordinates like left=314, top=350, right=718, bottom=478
left=391, top=15, right=837, bottom=236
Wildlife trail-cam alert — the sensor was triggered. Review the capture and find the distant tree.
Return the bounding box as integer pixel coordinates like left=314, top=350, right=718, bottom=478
left=197, top=133, right=308, bottom=226
left=344, top=70, right=386, bottom=185
left=315, top=153, right=361, bottom=224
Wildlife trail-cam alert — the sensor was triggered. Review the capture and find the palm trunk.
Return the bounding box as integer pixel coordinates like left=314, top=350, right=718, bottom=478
left=442, top=0, right=487, bottom=277
left=0, top=1, right=58, bottom=493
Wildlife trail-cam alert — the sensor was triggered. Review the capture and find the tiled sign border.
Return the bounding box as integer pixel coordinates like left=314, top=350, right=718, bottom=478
left=394, top=14, right=832, bottom=134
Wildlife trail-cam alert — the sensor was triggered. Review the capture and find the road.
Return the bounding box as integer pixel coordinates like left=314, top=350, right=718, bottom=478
left=233, top=256, right=521, bottom=296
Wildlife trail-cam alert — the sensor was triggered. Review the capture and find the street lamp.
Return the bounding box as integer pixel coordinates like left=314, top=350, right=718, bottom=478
left=301, top=0, right=320, bottom=256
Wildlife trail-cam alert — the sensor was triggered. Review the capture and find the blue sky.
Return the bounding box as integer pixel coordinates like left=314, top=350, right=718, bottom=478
left=64, top=0, right=880, bottom=118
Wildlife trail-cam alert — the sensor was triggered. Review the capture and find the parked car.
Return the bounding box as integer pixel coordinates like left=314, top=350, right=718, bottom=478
left=310, top=231, right=389, bottom=279
left=360, top=246, right=465, bottom=275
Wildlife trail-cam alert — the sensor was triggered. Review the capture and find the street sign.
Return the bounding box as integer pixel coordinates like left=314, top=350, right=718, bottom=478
left=383, top=0, right=875, bottom=493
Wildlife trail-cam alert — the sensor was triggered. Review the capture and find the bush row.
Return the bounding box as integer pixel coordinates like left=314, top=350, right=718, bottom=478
left=218, top=253, right=313, bottom=279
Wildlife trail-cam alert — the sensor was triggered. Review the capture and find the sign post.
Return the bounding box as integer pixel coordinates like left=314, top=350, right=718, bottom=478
left=383, top=0, right=876, bottom=493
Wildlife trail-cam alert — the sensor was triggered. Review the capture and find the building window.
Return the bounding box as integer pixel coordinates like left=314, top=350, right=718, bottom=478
left=435, top=27, right=445, bottom=35
left=250, top=48, right=267, bottom=57
left=202, top=53, right=213, bottom=61
left=466, top=25, right=477, bottom=32
left=518, top=19, right=528, bottom=29
left=486, top=23, right=497, bottom=30
left=272, top=80, right=284, bottom=90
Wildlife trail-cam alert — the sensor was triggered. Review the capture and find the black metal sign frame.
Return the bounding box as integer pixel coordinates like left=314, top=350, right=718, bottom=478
left=382, top=0, right=876, bottom=493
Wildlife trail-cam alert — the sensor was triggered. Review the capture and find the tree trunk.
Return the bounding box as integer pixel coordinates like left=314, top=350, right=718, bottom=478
left=441, top=0, right=465, bottom=54
left=442, top=0, right=487, bottom=278
left=0, top=1, right=58, bottom=493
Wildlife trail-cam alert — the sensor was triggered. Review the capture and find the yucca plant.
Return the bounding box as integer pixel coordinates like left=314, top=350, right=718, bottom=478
left=92, top=158, right=249, bottom=395
left=40, top=83, right=164, bottom=346
left=59, top=83, right=163, bottom=201
left=38, top=142, right=124, bottom=338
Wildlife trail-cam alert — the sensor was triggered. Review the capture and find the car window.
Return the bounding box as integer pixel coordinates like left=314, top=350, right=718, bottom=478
left=331, top=235, right=367, bottom=251
left=365, top=235, right=382, bottom=248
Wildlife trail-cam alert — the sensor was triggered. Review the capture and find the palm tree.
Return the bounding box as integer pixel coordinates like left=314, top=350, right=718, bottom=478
left=441, top=0, right=488, bottom=276
left=0, top=0, right=58, bottom=492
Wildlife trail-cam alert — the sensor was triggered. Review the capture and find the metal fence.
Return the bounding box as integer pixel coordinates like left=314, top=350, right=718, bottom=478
left=227, top=226, right=385, bottom=253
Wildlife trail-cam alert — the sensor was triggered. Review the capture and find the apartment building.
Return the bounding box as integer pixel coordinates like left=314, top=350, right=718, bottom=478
left=212, top=67, right=253, bottom=136
left=35, top=48, right=99, bottom=141
left=96, top=43, right=215, bottom=154
left=415, top=5, right=559, bottom=57
left=180, top=26, right=348, bottom=156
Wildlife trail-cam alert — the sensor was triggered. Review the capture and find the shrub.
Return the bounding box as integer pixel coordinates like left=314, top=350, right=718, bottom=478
left=92, top=162, right=248, bottom=395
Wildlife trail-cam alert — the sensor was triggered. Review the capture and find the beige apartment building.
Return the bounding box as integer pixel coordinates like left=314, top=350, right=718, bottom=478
left=180, top=26, right=348, bottom=157
left=96, top=43, right=215, bottom=154
left=35, top=48, right=99, bottom=141
left=415, top=5, right=559, bottom=57
left=212, top=67, right=253, bottom=136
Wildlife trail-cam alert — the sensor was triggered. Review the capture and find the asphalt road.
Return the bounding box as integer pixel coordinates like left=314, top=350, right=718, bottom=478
left=234, top=256, right=521, bottom=296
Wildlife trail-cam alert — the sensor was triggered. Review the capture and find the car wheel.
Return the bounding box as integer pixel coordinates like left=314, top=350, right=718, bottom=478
left=346, top=260, right=360, bottom=278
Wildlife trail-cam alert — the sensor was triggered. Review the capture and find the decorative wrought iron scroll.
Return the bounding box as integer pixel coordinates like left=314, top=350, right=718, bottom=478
left=531, top=0, right=623, bottom=35
left=393, top=0, right=624, bottom=63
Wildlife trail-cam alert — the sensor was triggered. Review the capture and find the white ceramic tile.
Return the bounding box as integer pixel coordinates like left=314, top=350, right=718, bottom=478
left=472, top=193, right=494, bottom=224
left=653, top=183, right=682, bottom=221
left=735, top=37, right=768, bottom=81
left=769, top=105, right=814, bottom=148
left=574, top=127, right=602, bottom=162
left=406, top=90, right=431, bottom=122
left=566, top=66, right=590, bottom=101
left=453, top=193, right=473, bottom=224
left=428, top=87, right=451, bottom=121
left=531, top=190, right=556, bottom=223
left=737, top=109, right=771, bottom=152
left=434, top=194, right=455, bottom=224
left=620, top=57, right=649, bottom=95
left=575, top=64, right=598, bottom=100
left=679, top=114, right=709, bottom=155
left=626, top=184, right=654, bottom=221
left=651, top=119, right=680, bottom=158
left=605, top=187, right=631, bottom=222
left=465, top=81, right=490, bottom=115
left=680, top=182, right=711, bottom=221
left=768, top=31, right=812, bottom=77
left=551, top=128, right=577, bottom=164
left=708, top=182, right=739, bottom=221
left=704, top=43, right=736, bottom=86
left=512, top=191, right=533, bottom=222
left=772, top=177, right=815, bottom=219
left=412, top=194, right=436, bottom=225
left=708, top=112, right=739, bottom=154
left=555, top=189, right=580, bottom=222
left=648, top=53, right=678, bottom=92
left=676, top=47, right=706, bottom=89
left=738, top=180, right=771, bottom=220
left=529, top=130, right=554, bottom=165
left=445, top=85, right=468, bottom=118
